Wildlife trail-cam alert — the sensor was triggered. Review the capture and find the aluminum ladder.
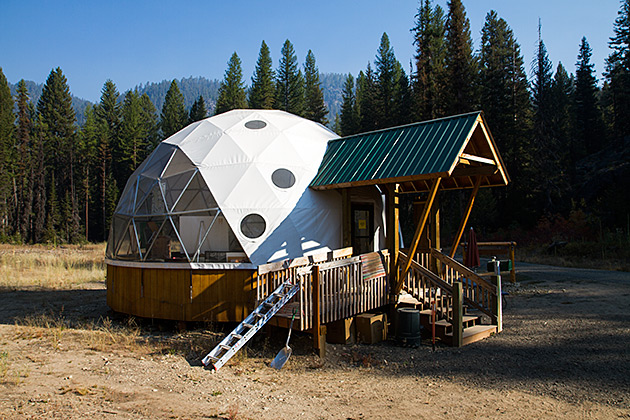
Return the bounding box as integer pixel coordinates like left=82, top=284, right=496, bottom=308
left=201, top=280, right=299, bottom=371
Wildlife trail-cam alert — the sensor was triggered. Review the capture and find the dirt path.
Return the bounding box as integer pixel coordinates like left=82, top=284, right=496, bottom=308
left=1, top=263, right=629, bottom=419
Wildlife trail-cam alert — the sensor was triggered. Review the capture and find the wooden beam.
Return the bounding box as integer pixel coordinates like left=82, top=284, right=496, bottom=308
left=460, top=152, right=496, bottom=166
left=399, top=178, right=441, bottom=289
left=312, top=265, right=326, bottom=357
left=449, top=176, right=482, bottom=258
left=451, top=166, right=498, bottom=178
left=386, top=184, right=400, bottom=300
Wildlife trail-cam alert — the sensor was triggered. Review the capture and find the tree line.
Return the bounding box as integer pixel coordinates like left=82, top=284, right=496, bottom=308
left=0, top=0, right=629, bottom=245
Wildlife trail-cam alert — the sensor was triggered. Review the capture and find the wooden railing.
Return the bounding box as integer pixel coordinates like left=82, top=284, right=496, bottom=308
left=398, top=251, right=453, bottom=320
left=317, top=251, right=389, bottom=324
left=400, top=249, right=501, bottom=327
left=256, top=248, right=389, bottom=331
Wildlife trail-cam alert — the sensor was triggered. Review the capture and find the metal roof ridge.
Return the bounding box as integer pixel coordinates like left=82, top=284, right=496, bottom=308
left=327, top=110, right=483, bottom=144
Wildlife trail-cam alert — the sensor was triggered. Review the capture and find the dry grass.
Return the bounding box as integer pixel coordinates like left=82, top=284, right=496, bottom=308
left=0, top=243, right=106, bottom=289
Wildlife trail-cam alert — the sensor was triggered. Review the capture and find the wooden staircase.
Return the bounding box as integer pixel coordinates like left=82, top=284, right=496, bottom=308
left=418, top=309, right=496, bottom=346
left=398, top=249, right=502, bottom=347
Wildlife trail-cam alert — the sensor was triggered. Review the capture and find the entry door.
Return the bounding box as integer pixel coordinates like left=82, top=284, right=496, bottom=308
left=351, top=203, right=374, bottom=255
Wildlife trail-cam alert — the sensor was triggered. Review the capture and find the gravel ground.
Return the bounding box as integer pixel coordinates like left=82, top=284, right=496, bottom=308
left=0, top=262, right=629, bottom=419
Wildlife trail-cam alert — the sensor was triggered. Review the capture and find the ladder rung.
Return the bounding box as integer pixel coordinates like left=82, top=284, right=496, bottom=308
left=264, top=301, right=274, bottom=307
left=205, top=355, right=218, bottom=361
left=243, top=323, right=253, bottom=329
left=219, top=344, right=231, bottom=350
left=232, top=334, right=243, bottom=340
left=252, top=312, right=263, bottom=318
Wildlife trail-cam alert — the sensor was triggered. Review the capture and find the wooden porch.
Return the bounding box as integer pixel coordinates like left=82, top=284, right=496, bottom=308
left=256, top=245, right=503, bottom=350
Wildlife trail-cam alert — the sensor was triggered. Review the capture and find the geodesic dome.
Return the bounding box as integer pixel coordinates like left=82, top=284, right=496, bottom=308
left=106, top=109, right=342, bottom=267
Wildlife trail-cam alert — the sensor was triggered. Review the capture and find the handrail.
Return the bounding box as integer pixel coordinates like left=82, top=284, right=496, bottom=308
left=398, top=252, right=452, bottom=293
left=429, top=249, right=497, bottom=320
left=430, top=249, right=495, bottom=290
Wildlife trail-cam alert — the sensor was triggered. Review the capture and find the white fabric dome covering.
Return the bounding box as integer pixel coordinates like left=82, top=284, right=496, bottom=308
left=106, top=109, right=342, bottom=267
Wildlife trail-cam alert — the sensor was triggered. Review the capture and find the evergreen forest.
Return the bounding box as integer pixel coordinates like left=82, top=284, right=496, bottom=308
left=0, top=0, right=629, bottom=255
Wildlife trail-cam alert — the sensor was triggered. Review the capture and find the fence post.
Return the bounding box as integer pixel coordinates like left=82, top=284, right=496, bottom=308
left=312, top=265, right=326, bottom=358
left=452, top=281, right=463, bottom=347
left=490, top=264, right=503, bottom=333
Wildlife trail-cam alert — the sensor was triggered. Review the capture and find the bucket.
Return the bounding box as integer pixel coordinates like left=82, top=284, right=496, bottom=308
left=396, top=308, right=422, bottom=347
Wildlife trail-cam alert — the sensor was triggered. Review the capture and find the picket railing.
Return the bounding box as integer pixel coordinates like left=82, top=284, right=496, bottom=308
left=256, top=248, right=389, bottom=331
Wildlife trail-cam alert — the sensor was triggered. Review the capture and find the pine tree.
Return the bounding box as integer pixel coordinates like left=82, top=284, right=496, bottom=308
left=37, top=67, right=79, bottom=242
left=15, top=80, right=35, bottom=241
left=340, top=73, right=360, bottom=136
left=356, top=65, right=379, bottom=132
left=31, top=118, right=47, bottom=243
left=77, top=105, right=98, bottom=241
left=531, top=26, right=563, bottom=216
left=574, top=37, right=605, bottom=156
left=478, top=11, right=533, bottom=226
left=374, top=33, right=399, bottom=128
left=119, top=90, right=147, bottom=187
left=275, top=39, right=304, bottom=115
left=160, top=79, right=188, bottom=138
left=444, top=0, right=477, bottom=115
left=189, top=95, right=207, bottom=123
left=605, top=0, right=630, bottom=138
left=215, top=52, right=248, bottom=115
left=413, top=0, right=447, bottom=120
left=139, top=93, right=159, bottom=151
left=303, top=50, right=328, bottom=124
left=0, top=68, right=15, bottom=238
left=249, top=41, right=275, bottom=109
left=392, top=61, right=412, bottom=126
left=549, top=63, right=573, bottom=211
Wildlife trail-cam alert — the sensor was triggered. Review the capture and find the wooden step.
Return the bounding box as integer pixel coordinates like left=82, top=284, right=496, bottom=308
left=445, top=324, right=497, bottom=346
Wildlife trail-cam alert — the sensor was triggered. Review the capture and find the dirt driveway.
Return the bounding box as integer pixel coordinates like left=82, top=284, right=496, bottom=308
left=0, top=262, right=629, bottom=419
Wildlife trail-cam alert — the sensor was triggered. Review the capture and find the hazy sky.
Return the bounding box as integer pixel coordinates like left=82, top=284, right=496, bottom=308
left=0, top=0, right=621, bottom=102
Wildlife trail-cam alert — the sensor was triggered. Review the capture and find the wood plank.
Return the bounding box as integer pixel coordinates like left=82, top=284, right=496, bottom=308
left=459, top=152, right=496, bottom=166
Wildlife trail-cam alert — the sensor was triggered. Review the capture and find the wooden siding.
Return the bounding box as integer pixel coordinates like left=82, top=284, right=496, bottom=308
left=106, top=264, right=255, bottom=322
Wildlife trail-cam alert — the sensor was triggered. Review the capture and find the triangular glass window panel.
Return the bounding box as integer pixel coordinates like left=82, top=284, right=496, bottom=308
left=162, top=148, right=195, bottom=178
left=162, top=169, right=197, bottom=212
left=140, top=144, right=176, bottom=180
left=173, top=171, right=217, bottom=213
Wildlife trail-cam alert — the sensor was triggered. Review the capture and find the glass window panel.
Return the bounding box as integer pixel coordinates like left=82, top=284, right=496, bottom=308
left=241, top=214, right=266, bottom=239
left=140, top=144, right=176, bottom=180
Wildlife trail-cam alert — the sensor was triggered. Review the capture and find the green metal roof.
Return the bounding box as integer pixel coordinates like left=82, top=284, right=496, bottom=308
left=310, top=112, right=481, bottom=188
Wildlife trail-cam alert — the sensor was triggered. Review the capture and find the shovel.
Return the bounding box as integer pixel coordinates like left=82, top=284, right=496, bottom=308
left=270, top=309, right=296, bottom=370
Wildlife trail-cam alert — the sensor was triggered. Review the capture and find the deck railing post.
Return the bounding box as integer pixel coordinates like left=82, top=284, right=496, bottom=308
left=312, top=265, right=326, bottom=358
left=452, top=281, right=463, bottom=347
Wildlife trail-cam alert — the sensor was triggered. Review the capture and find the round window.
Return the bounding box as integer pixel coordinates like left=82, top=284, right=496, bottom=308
left=271, top=168, right=296, bottom=189
left=244, top=120, right=267, bottom=129
left=241, top=214, right=266, bottom=239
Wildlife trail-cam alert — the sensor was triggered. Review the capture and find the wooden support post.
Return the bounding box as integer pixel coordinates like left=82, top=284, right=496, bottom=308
left=509, top=243, right=516, bottom=283
left=386, top=184, right=400, bottom=302
left=342, top=189, right=352, bottom=248
left=400, top=178, right=441, bottom=289
left=312, top=266, right=326, bottom=357
left=490, top=273, right=503, bottom=333
left=449, top=176, right=482, bottom=258
left=452, top=281, right=463, bottom=347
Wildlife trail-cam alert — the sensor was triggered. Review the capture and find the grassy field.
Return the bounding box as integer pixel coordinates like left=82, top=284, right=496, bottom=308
left=0, top=243, right=106, bottom=290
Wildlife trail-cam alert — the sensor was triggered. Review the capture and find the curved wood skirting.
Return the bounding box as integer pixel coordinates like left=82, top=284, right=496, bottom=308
left=106, top=264, right=256, bottom=322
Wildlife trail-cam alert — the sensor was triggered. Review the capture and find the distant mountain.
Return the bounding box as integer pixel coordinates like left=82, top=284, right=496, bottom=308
left=8, top=73, right=346, bottom=128
left=132, top=76, right=221, bottom=115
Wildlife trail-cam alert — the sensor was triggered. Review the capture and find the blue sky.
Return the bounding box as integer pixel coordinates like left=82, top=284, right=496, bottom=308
left=0, top=0, right=621, bottom=102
